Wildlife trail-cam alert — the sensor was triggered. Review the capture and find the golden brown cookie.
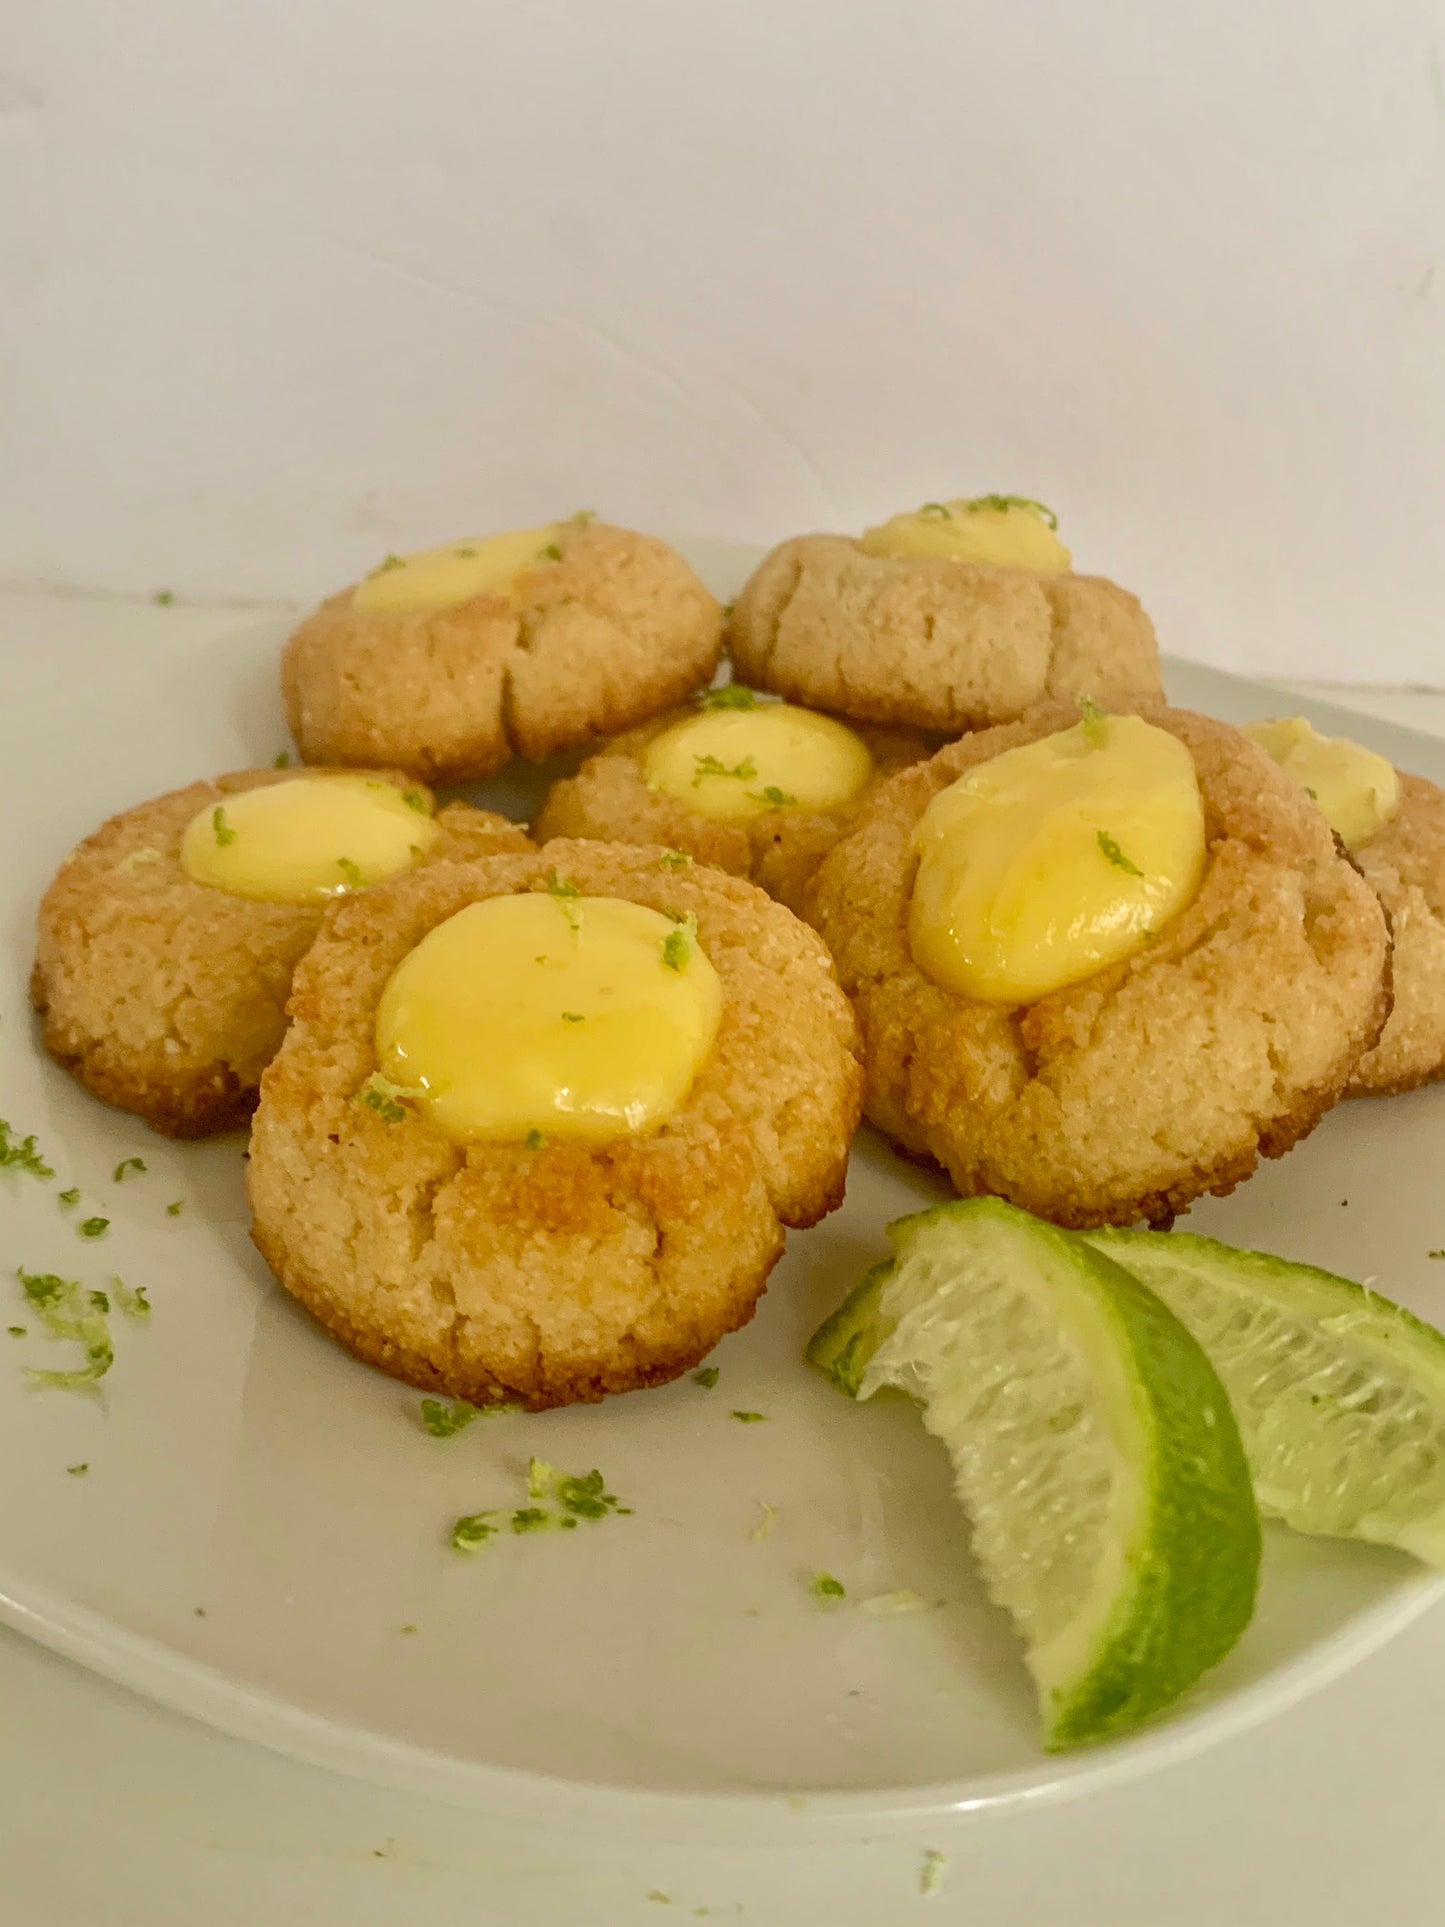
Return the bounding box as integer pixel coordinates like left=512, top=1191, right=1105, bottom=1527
left=808, top=704, right=1392, bottom=1228
left=1349, top=773, right=1445, bottom=1094
left=727, top=534, right=1161, bottom=733
left=246, top=843, right=863, bottom=1408
left=32, top=770, right=531, bottom=1138
left=534, top=698, right=933, bottom=916
left=283, top=521, right=723, bottom=782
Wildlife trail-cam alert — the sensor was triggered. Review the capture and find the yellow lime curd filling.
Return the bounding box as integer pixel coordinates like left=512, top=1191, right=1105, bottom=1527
left=909, top=712, right=1206, bottom=1003
left=642, top=690, right=874, bottom=821
left=180, top=776, right=438, bottom=905
left=352, top=523, right=571, bottom=615
left=1244, top=716, right=1400, bottom=852
left=859, top=494, right=1072, bottom=573
left=373, top=890, right=722, bottom=1144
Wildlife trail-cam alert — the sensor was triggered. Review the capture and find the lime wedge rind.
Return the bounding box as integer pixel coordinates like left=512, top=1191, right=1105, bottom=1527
left=811, top=1198, right=1260, bottom=1751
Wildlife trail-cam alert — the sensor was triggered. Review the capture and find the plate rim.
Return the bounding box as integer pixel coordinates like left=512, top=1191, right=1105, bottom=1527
left=1, top=1553, right=1439, bottom=1843
left=4, top=562, right=1445, bottom=1839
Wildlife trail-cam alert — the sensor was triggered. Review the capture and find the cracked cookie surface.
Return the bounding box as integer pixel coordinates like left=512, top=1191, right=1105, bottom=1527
left=246, top=842, right=863, bottom=1408
left=727, top=534, right=1162, bottom=733
left=282, top=523, right=723, bottom=782
left=31, top=770, right=531, bottom=1138
left=807, top=703, right=1392, bottom=1227
left=1349, top=771, right=1445, bottom=1094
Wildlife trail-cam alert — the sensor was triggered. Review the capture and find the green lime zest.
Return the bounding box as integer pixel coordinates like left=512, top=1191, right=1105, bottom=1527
left=661, top=911, right=698, bottom=973
left=510, top=1506, right=576, bottom=1534
left=420, top=1397, right=478, bottom=1438
left=691, top=754, right=757, bottom=787
left=112, top=1277, right=151, bottom=1323
left=1077, top=698, right=1108, bottom=747
left=450, top=1512, right=502, bottom=1552
left=356, top=1073, right=423, bottom=1124
left=545, top=868, right=583, bottom=932
left=1096, top=830, right=1144, bottom=877
left=919, top=1849, right=948, bottom=1896
left=695, top=684, right=759, bottom=711
left=527, top=1458, right=630, bottom=1519
left=0, top=1120, right=54, bottom=1181
left=16, top=1267, right=115, bottom=1395
left=962, top=493, right=1059, bottom=529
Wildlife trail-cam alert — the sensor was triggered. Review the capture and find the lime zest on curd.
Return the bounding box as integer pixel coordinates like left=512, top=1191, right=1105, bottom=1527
left=909, top=713, right=1205, bottom=1003
left=644, top=704, right=873, bottom=822
left=860, top=495, right=1070, bottom=572
left=1244, top=716, right=1400, bottom=851
left=181, top=777, right=440, bottom=905
left=374, top=894, right=722, bottom=1145
left=352, top=525, right=566, bottom=616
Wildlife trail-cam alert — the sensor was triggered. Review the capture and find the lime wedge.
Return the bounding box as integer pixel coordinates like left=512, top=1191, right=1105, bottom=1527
left=1084, top=1228, right=1445, bottom=1565
left=808, top=1197, right=1260, bottom=1750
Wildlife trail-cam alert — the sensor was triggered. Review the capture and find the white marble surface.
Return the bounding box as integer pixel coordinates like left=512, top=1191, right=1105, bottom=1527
left=3, top=588, right=1444, bottom=1924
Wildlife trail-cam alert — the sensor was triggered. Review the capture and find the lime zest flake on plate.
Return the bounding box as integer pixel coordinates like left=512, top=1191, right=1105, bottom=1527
left=0, top=1119, right=55, bottom=1181
left=15, top=1268, right=116, bottom=1395
left=419, top=1396, right=478, bottom=1438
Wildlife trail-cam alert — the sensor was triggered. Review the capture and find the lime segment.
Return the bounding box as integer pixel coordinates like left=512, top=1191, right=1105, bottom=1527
left=809, top=1198, right=1260, bottom=1750
left=1085, top=1228, right=1445, bottom=1565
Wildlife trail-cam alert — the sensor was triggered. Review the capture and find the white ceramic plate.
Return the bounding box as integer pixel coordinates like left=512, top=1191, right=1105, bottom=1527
left=1, top=541, right=1443, bottom=1844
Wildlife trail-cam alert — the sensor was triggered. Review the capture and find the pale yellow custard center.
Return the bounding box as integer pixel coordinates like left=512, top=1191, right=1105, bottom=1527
left=352, top=524, right=564, bottom=615
left=642, top=700, right=874, bottom=820
left=859, top=496, right=1071, bottom=573
left=909, top=713, right=1206, bottom=1002
left=1244, top=716, right=1400, bottom=851
left=374, top=892, right=722, bottom=1143
left=180, top=776, right=438, bottom=905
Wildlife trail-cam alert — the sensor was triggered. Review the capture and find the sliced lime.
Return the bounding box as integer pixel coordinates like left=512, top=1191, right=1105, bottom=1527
left=1085, top=1227, right=1445, bottom=1565
left=808, top=1197, right=1260, bottom=1750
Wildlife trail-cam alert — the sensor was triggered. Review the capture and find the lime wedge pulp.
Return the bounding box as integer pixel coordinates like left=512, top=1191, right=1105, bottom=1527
left=1084, top=1228, right=1445, bottom=1565
left=808, top=1197, right=1261, bottom=1751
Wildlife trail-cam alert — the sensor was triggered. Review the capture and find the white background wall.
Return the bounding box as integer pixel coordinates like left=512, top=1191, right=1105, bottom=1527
left=3, top=0, right=1444, bottom=680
